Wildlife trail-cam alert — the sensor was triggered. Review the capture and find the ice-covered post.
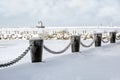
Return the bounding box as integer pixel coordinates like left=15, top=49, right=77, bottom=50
left=71, top=35, right=80, bottom=52
left=94, top=33, right=102, bottom=47
left=29, top=38, right=43, bottom=63
left=110, top=32, right=116, bottom=43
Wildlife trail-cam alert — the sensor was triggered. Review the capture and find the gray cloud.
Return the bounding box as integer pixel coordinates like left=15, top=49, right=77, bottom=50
left=0, top=0, right=120, bottom=27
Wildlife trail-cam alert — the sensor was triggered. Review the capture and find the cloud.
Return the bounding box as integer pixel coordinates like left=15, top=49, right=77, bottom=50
left=0, top=0, right=120, bottom=26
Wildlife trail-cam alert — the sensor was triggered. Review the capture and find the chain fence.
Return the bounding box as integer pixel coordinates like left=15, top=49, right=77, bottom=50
left=116, top=37, right=120, bottom=40
left=116, top=34, right=120, bottom=40
left=0, top=43, right=32, bottom=68
left=1, top=32, right=119, bottom=68
left=44, top=41, right=72, bottom=54
left=80, top=38, right=95, bottom=47
left=102, top=36, right=110, bottom=43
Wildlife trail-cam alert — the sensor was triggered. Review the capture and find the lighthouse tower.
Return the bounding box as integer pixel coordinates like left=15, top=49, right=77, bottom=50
left=36, top=21, right=45, bottom=28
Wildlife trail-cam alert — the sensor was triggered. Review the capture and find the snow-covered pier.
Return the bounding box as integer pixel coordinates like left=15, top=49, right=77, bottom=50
left=0, top=38, right=120, bottom=80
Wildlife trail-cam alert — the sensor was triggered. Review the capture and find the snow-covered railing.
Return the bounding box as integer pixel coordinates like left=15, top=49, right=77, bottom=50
left=29, top=31, right=119, bottom=63
left=0, top=31, right=120, bottom=68
left=0, top=42, right=33, bottom=68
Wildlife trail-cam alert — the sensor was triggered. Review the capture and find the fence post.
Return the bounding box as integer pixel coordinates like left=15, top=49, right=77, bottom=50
left=71, top=35, right=80, bottom=52
left=94, top=33, right=102, bottom=47
left=29, top=38, right=43, bottom=63
left=110, top=32, right=116, bottom=43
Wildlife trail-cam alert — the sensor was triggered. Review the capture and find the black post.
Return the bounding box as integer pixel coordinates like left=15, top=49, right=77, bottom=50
left=110, top=32, right=116, bottom=43
left=94, top=33, right=102, bottom=47
left=29, top=38, right=43, bottom=63
left=71, top=35, right=80, bottom=52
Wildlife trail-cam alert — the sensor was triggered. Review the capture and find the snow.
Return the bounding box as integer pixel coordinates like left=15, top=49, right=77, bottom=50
left=0, top=40, right=120, bottom=80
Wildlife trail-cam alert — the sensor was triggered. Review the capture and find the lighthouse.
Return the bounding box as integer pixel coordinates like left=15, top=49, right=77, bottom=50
left=36, top=21, right=45, bottom=28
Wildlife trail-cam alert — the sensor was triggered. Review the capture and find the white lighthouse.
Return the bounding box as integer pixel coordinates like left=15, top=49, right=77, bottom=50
left=36, top=21, right=45, bottom=28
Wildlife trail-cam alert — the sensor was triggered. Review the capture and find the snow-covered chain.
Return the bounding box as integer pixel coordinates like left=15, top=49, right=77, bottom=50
left=0, top=44, right=32, bottom=68
left=116, top=34, right=120, bottom=40
left=44, top=41, right=72, bottom=54
left=80, top=38, right=95, bottom=47
left=102, top=36, right=110, bottom=43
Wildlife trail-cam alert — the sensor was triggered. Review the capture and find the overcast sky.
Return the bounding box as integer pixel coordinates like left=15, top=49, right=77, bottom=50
left=0, top=0, right=120, bottom=27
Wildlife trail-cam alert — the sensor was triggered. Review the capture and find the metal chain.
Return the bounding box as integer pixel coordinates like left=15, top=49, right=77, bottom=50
left=44, top=41, right=72, bottom=54
left=80, top=38, right=95, bottom=47
left=116, top=37, right=120, bottom=40
left=116, top=35, right=120, bottom=40
left=0, top=44, right=32, bottom=68
left=102, top=36, right=110, bottom=43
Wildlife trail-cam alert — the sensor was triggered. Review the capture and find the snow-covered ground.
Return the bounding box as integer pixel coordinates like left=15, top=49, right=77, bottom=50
left=0, top=39, right=120, bottom=80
